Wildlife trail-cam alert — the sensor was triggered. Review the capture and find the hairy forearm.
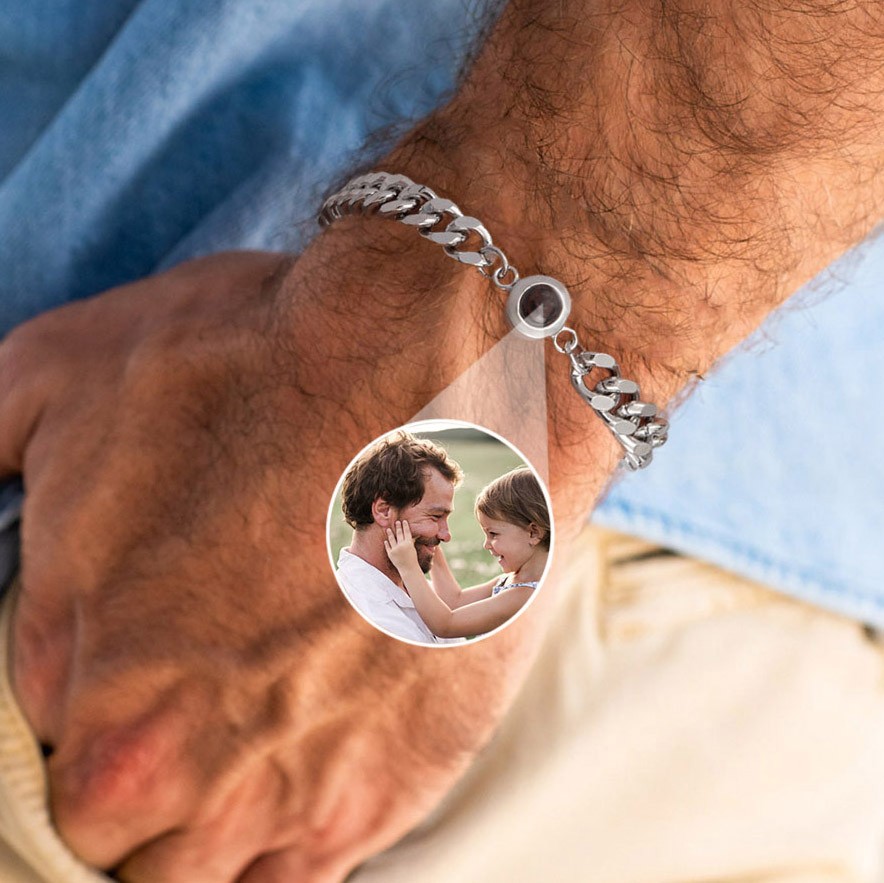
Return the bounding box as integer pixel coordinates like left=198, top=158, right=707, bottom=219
left=386, top=0, right=884, bottom=379
left=284, top=0, right=884, bottom=524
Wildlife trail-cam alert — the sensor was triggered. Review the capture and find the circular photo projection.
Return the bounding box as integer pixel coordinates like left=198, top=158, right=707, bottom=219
left=327, top=420, right=553, bottom=647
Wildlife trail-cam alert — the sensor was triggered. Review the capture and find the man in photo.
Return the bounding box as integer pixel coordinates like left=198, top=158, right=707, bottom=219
left=336, top=431, right=465, bottom=645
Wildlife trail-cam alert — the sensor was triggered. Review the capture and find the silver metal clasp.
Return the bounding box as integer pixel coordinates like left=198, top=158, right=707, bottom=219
left=505, top=275, right=571, bottom=340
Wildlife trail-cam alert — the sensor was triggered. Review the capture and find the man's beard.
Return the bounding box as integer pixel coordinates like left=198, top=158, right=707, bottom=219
left=414, top=539, right=439, bottom=573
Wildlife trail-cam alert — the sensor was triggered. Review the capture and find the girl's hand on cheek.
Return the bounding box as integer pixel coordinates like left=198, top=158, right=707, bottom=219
left=384, top=520, right=418, bottom=571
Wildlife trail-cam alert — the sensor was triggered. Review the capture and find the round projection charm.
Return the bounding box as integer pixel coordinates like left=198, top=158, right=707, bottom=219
left=505, top=275, right=571, bottom=339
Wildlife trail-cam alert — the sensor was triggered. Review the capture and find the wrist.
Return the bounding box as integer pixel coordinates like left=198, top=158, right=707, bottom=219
left=282, top=218, right=502, bottom=396
left=357, top=136, right=685, bottom=470
left=279, top=143, right=676, bottom=510
left=276, top=224, right=622, bottom=525
left=400, top=561, right=424, bottom=583
left=381, top=106, right=706, bottom=403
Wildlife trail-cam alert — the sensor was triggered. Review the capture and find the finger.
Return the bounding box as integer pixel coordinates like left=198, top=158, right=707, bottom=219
left=238, top=847, right=343, bottom=883
left=114, top=814, right=267, bottom=883
left=401, top=521, right=412, bottom=542
left=0, top=324, right=53, bottom=476
left=9, top=582, right=77, bottom=746
left=48, top=701, right=199, bottom=869
left=395, top=520, right=404, bottom=541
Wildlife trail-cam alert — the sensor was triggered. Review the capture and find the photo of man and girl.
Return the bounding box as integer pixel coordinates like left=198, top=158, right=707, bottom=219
left=329, top=423, right=552, bottom=646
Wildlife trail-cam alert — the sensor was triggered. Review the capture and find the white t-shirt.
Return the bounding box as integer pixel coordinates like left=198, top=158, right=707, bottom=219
left=336, top=549, right=463, bottom=646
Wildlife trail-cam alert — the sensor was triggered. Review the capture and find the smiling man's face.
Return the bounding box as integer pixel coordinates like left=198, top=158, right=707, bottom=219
left=392, top=468, right=455, bottom=573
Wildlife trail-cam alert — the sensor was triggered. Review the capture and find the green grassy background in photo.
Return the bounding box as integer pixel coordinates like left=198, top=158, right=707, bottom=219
left=329, top=426, right=525, bottom=585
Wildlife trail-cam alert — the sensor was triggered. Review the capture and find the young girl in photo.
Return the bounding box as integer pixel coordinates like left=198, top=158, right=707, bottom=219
left=385, top=467, right=550, bottom=639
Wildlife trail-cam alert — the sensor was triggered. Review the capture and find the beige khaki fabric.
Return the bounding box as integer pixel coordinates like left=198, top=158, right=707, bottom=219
left=3, top=527, right=884, bottom=882
left=353, top=527, right=884, bottom=883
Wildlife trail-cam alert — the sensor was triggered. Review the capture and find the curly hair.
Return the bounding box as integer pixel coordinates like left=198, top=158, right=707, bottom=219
left=341, top=431, right=463, bottom=529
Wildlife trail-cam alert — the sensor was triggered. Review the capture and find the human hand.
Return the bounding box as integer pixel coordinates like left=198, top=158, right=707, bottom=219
left=0, top=247, right=547, bottom=883
left=383, top=520, right=420, bottom=574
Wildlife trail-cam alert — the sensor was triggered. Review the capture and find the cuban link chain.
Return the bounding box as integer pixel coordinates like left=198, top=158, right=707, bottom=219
left=318, top=171, right=668, bottom=470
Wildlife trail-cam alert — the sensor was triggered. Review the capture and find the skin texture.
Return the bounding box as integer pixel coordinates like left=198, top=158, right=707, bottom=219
left=1, top=0, right=884, bottom=880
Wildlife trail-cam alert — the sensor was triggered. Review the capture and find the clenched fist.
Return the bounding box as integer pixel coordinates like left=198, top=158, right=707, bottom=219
left=0, top=245, right=546, bottom=882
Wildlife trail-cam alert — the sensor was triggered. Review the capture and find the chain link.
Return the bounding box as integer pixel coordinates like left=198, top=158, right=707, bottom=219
left=553, top=327, right=579, bottom=354
left=478, top=245, right=520, bottom=290
left=319, top=173, right=515, bottom=279
left=559, top=332, right=669, bottom=470
left=319, top=171, right=668, bottom=470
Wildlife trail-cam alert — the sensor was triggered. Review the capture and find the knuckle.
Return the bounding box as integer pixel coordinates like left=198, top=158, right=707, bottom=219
left=0, top=322, right=43, bottom=387
left=0, top=306, right=88, bottom=397
left=47, top=708, right=195, bottom=868
left=0, top=319, right=63, bottom=470
left=122, top=318, right=243, bottom=401
left=50, top=710, right=186, bottom=839
left=53, top=727, right=164, bottom=820
left=3, top=303, right=79, bottom=357
left=124, top=321, right=197, bottom=382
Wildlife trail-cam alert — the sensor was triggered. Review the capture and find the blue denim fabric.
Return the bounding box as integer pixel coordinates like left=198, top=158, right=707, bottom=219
left=0, top=1, right=881, bottom=622
left=594, top=244, right=884, bottom=624
left=0, top=0, right=481, bottom=327
left=0, top=479, right=21, bottom=595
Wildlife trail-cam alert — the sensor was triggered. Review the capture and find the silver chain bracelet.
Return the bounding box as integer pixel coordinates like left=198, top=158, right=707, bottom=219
left=318, top=171, right=668, bottom=470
